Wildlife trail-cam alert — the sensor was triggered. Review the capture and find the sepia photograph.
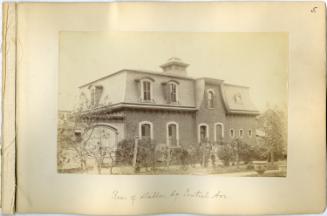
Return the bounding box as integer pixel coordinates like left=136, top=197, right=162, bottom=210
left=57, top=32, right=288, bottom=176
left=3, top=2, right=323, bottom=215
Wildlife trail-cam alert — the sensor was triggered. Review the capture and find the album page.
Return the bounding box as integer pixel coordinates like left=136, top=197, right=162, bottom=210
left=13, top=2, right=325, bottom=215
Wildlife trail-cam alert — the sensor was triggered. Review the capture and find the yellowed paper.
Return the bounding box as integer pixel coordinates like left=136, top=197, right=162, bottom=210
left=14, top=2, right=325, bottom=215
left=1, top=2, right=17, bottom=214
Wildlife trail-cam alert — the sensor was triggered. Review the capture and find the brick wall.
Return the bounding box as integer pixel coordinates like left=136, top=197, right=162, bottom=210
left=225, top=114, right=257, bottom=145
left=196, top=83, right=257, bottom=145
left=124, top=109, right=197, bottom=146
left=195, top=84, right=227, bottom=142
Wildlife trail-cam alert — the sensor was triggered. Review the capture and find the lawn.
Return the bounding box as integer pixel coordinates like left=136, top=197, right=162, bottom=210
left=58, top=160, right=287, bottom=177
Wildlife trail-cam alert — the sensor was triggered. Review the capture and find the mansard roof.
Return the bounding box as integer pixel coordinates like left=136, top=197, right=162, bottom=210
left=221, top=83, right=259, bottom=115
left=79, top=68, right=193, bottom=88
left=78, top=61, right=259, bottom=115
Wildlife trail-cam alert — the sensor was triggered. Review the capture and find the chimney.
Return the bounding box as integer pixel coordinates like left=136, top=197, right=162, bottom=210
left=160, top=57, right=189, bottom=76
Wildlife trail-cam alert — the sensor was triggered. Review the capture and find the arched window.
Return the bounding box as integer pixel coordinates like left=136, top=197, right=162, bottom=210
left=139, top=121, right=153, bottom=140
left=214, top=122, right=224, bottom=142
left=164, top=80, right=179, bottom=103
left=167, top=122, right=179, bottom=146
left=136, top=76, right=155, bottom=102
left=207, top=89, right=215, bottom=108
left=198, top=123, right=209, bottom=143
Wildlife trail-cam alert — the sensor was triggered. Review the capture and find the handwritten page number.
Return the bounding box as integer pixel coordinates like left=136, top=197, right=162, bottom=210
left=311, top=7, right=318, bottom=13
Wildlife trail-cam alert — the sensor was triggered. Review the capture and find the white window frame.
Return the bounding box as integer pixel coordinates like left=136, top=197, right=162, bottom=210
left=239, top=129, right=244, bottom=138
left=166, top=121, right=180, bottom=146
left=248, top=129, right=253, bottom=137
left=207, top=89, right=215, bottom=109
left=214, top=122, right=224, bottom=142
left=198, top=123, right=209, bottom=143
left=230, top=128, right=235, bottom=138
left=139, top=121, right=154, bottom=140
left=166, top=80, right=179, bottom=103
left=140, top=79, right=154, bottom=102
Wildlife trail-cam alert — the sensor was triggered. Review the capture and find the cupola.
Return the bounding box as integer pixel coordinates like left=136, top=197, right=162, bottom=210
left=160, top=57, right=189, bottom=76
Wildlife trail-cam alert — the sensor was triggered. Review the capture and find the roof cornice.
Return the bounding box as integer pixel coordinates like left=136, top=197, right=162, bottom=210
left=79, top=69, right=195, bottom=88
left=226, top=110, right=260, bottom=116
left=79, top=102, right=198, bottom=115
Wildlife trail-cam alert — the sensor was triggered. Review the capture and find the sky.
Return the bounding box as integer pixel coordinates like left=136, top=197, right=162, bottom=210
left=59, top=32, right=288, bottom=112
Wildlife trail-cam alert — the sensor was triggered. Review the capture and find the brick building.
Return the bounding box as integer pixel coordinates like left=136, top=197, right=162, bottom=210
left=77, top=58, right=259, bottom=149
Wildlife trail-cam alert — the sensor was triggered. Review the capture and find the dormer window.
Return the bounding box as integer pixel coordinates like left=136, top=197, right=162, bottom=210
left=169, top=83, right=177, bottom=103
left=89, top=85, right=103, bottom=107
left=207, top=89, right=215, bottom=109
left=142, top=80, right=151, bottom=101
left=234, top=93, right=243, bottom=104
left=136, top=77, right=155, bottom=103
left=163, top=80, right=179, bottom=104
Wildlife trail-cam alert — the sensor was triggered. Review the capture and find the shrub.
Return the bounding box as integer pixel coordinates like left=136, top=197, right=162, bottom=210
left=217, top=144, right=234, bottom=166
left=251, top=142, right=270, bottom=161
left=136, top=138, right=157, bottom=170
left=116, top=139, right=135, bottom=165
left=218, top=139, right=256, bottom=166
left=183, top=144, right=200, bottom=167
left=117, top=138, right=159, bottom=169
left=234, top=140, right=254, bottom=164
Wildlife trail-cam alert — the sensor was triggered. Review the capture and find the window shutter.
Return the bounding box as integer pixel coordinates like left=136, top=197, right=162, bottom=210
left=95, top=86, right=103, bottom=106
left=162, top=84, right=167, bottom=100
left=206, top=92, right=209, bottom=108
left=135, top=80, right=141, bottom=101
left=163, top=83, right=171, bottom=103
left=91, top=88, right=95, bottom=106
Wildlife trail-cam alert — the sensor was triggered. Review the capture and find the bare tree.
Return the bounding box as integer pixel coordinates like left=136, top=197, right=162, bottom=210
left=58, top=93, right=118, bottom=174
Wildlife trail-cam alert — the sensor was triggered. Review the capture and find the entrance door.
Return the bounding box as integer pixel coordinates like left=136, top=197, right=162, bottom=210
left=199, top=125, right=208, bottom=142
